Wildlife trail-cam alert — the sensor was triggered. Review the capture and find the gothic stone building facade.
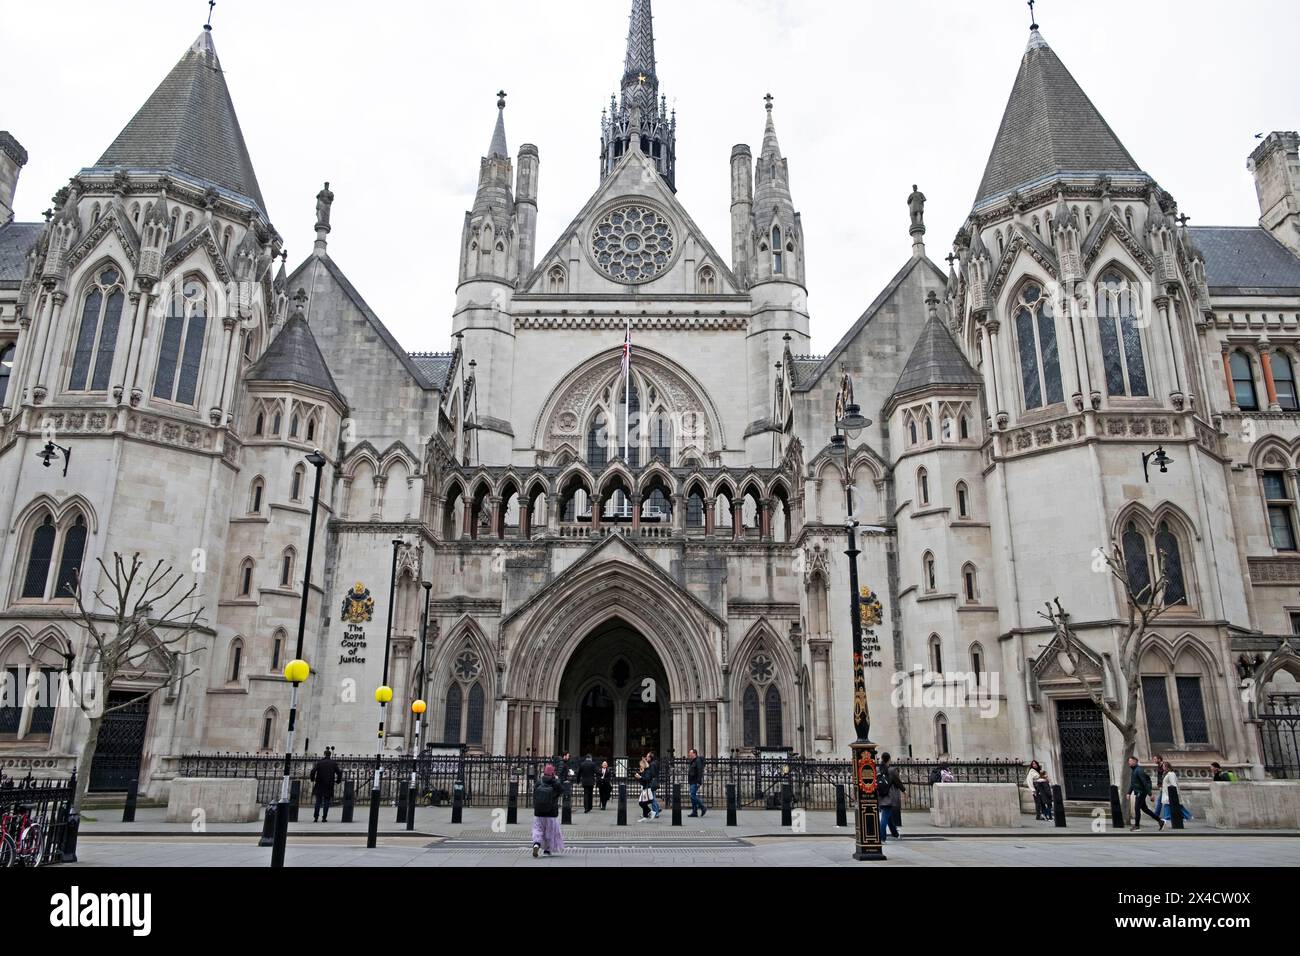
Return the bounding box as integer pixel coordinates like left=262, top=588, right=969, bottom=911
left=1, top=5, right=1299, bottom=798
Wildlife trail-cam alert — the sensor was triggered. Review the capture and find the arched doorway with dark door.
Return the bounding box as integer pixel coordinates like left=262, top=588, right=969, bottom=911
left=555, top=618, right=669, bottom=765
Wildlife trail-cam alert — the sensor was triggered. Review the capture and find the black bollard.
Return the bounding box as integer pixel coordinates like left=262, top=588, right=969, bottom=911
left=1052, top=784, right=1067, bottom=828
left=258, top=804, right=277, bottom=847
left=781, top=781, right=793, bottom=827
left=726, top=783, right=737, bottom=827
left=617, top=784, right=628, bottom=826
left=561, top=783, right=572, bottom=825
left=671, top=784, right=682, bottom=826
left=1168, top=785, right=1185, bottom=830
left=288, top=780, right=301, bottom=822
left=1109, top=785, right=1126, bottom=830
left=366, top=788, right=381, bottom=848
left=62, top=810, right=81, bottom=864
left=835, top=784, right=848, bottom=828
left=405, top=781, right=417, bottom=831
left=122, top=780, right=138, bottom=823
left=341, top=780, right=355, bottom=824
left=396, top=780, right=408, bottom=823
left=507, top=781, right=519, bottom=825
left=451, top=781, right=464, bottom=824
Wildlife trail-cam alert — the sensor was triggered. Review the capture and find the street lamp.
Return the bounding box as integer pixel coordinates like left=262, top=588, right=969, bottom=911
left=35, top=440, right=72, bottom=476
left=367, top=538, right=405, bottom=849
left=1141, top=445, right=1172, bottom=483
left=831, top=370, right=885, bottom=861
left=270, top=449, right=327, bottom=868
left=406, top=580, right=433, bottom=830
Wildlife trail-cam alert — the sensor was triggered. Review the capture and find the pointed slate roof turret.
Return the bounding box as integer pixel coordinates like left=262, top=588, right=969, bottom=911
left=972, top=26, right=1143, bottom=210
left=488, top=90, right=510, bottom=159
left=890, top=293, right=982, bottom=401
left=245, top=291, right=344, bottom=402
left=93, top=25, right=266, bottom=213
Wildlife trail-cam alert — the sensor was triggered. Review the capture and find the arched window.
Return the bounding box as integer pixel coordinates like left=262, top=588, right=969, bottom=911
left=686, top=487, right=706, bottom=528
left=649, top=410, right=672, bottom=462
left=260, top=708, right=277, bottom=751
left=1014, top=283, right=1064, bottom=409
left=153, top=278, right=208, bottom=405
left=290, top=464, right=305, bottom=502
left=466, top=683, right=485, bottom=747
left=272, top=407, right=283, bottom=435
left=917, top=467, right=930, bottom=506
left=1122, top=521, right=1152, bottom=601
left=924, top=415, right=934, bottom=441
left=250, top=478, right=265, bottom=514
left=68, top=267, right=126, bottom=392
left=1124, top=518, right=1191, bottom=608
left=970, top=643, right=985, bottom=677
left=959, top=415, right=970, bottom=440
left=306, top=415, right=317, bottom=443
left=956, top=481, right=970, bottom=519
left=587, top=411, right=609, bottom=467
left=907, top=417, right=918, bottom=445
left=547, top=266, right=566, bottom=294
left=289, top=414, right=300, bottom=439
left=764, top=685, right=783, bottom=747
left=923, top=552, right=937, bottom=592
left=1097, top=271, right=1149, bottom=397
left=254, top=411, right=265, bottom=436
left=229, top=639, right=244, bottom=682
left=962, top=563, right=978, bottom=604
left=280, top=549, right=295, bottom=588
left=239, top=558, right=255, bottom=597
left=1273, top=352, right=1299, bottom=411
left=54, top=516, right=87, bottom=598
left=1262, top=470, right=1297, bottom=551
left=222, top=226, right=233, bottom=259
left=444, top=683, right=463, bottom=742
left=742, top=685, right=760, bottom=748
left=1231, top=351, right=1258, bottom=411
left=271, top=629, right=285, bottom=671
left=0, top=342, right=14, bottom=406
left=698, top=266, right=716, bottom=295
left=21, top=514, right=57, bottom=599
left=772, top=226, right=783, bottom=274
left=1154, top=521, right=1187, bottom=607
left=929, top=634, right=943, bottom=673
left=935, top=713, right=951, bottom=755
left=620, top=380, right=642, bottom=468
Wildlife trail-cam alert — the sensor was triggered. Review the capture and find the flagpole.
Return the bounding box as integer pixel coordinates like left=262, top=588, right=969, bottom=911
left=623, top=317, right=631, bottom=461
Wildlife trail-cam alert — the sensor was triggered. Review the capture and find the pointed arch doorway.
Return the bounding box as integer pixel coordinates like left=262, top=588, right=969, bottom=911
left=555, top=618, right=669, bottom=764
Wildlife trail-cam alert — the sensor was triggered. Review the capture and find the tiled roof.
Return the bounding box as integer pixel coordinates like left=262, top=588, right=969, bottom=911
left=410, top=352, right=455, bottom=391
left=93, top=28, right=265, bottom=213
left=890, top=314, right=982, bottom=400
left=0, top=221, right=41, bottom=285
left=1188, top=226, right=1300, bottom=295
left=245, top=314, right=344, bottom=402
left=974, top=29, right=1142, bottom=208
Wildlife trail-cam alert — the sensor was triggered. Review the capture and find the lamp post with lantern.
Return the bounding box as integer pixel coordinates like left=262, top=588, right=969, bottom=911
left=367, top=538, right=405, bottom=849
left=828, top=371, right=886, bottom=861
left=406, top=580, right=433, bottom=828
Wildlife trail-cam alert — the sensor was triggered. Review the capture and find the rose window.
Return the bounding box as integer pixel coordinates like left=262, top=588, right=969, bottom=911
left=590, top=205, right=675, bottom=283
left=454, top=648, right=481, bottom=682
left=749, top=652, right=774, bottom=684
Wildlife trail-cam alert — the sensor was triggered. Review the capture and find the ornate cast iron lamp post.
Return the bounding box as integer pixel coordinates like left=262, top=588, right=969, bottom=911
left=829, top=372, right=885, bottom=861
left=367, top=538, right=405, bottom=849
left=270, top=449, right=327, bottom=868
left=406, top=580, right=433, bottom=825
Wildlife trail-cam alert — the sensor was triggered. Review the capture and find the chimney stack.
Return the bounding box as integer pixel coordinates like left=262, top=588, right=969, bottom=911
left=0, top=132, right=28, bottom=226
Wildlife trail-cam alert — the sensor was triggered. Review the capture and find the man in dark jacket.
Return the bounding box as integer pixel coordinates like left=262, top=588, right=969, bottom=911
left=309, top=748, right=343, bottom=822
left=577, top=754, right=597, bottom=812
left=687, top=748, right=707, bottom=817
left=1127, top=755, right=1163, bottom=831
left=877, top=752, right=904, bottom=842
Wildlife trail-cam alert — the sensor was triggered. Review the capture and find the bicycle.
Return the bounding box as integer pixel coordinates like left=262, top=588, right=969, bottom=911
left=0, top=804, right=46, bottom=867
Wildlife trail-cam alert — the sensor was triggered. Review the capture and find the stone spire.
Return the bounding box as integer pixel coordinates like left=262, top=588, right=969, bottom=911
left=600, top=0, right=676, bottom=190
left=489, top=91, right=509, bottom=160
left=92, top=22, right=266, bottom=213
left=750, top=95, right=802, bottom=286
left=460, top=93, right=518, bottom=284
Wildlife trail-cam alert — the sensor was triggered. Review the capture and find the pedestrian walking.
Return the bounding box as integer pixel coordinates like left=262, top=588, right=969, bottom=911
left=637, top=751, right=661, bottom=820
left=1211, top=761, right=1237, bottom=782
left=309, top=747, right=343, bottom=822
left=1026, top=760, right=1053, bottom=821
left=1158, top=761, right=1192, bottom=826
left=687, top=748, right=707, bottom=818
left=877, top=752, right=904, bottom=842
left=597, top=760, right=614, bottom=810
left=636, top=754, right=653, bottom=819
left=578, top=753, right=596, bottom=812
left=531, top=763, right=566, bottom=857
left=1126, top=755, right=1163, bottom=831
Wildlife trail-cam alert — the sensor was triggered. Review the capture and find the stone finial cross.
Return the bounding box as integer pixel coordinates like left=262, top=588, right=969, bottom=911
left=497, top=90, right=507, bottom=109
left=764, top=93, right=774, bottom=112
left=1176, top=213, right=1191, bottom=228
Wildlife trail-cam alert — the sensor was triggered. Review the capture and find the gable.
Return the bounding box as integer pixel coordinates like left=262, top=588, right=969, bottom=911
left=521, top=149, right=741, bottom=297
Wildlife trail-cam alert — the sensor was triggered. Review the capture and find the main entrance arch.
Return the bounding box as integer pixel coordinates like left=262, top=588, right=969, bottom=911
left=556, top=618, right=669, bottom=763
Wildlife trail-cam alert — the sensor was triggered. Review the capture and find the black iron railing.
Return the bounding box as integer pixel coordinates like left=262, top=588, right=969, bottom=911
left=1261, top=692, right=1300, bottom=779
left=177, top=753, right=1025, bottom=812
left=0, top=773, right=74, bottom=867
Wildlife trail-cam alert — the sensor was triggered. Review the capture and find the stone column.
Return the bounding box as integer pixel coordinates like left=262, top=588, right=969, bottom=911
left=546, top=493, right=560, bottom=534
left=31, top=291, right=65, bottom=403
left=731, top=499, right=743, bottom=541
left=983, top=318, right=1009, bottom=427
left=518, top=500, right=530, bottom=539
left=590, top=494, right=602, bottom=532
left=760, top=497, right=773, bottom=540
left=671, top=494, right=686, bottom=534
left=810, top=641, right=833, bottom=744
left=1221, top=347, right=1236, bottom=408
left=1259, top=343, right=1281, bottom=411
left=373, top=474, right=387, bottom=522
left=487, top=495, right=503, bottom=538
left=630, top=493, right=642, bottom=532
left=4, top=312, right=32, bottom=417
left=462, top=492, right=474, bottom=537
left=704, top=498, right=715, bottom=537
left=339, top=476, right=355, bottom=519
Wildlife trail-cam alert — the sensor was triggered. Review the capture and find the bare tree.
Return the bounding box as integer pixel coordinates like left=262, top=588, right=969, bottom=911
left=35, top=552, right=206, bottom=812
left=1039, top=539, right=1175, bottom=780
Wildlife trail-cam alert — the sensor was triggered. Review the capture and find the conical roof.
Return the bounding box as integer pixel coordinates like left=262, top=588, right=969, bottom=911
left=488, top=101, right=509, bottom=159
left=973, top=28, right=1142, bottom=209
left=891, top=313, right=982, bottom=399
left=95, top=27, right=266, bottom=212
left=246, top=312, right=343, bottom=400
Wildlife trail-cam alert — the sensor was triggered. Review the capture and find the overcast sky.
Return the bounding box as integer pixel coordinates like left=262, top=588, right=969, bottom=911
left=5, top=1, right=1298, bottom=355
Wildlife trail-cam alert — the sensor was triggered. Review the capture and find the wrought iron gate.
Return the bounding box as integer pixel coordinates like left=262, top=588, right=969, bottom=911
left=1261, top=692, right=1300, bottom=779
left=1056, top=698, right=1109, bottom=800
left=88, top=691, right=149, bottom=792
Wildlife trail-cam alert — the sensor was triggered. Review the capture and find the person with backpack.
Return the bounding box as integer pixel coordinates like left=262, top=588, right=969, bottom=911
left=1126, top=755, right=1163, bottom=831
left=877, top=752, right=904, bottom=842
left=531, top=763, right=565, bottom=857
left=1211, top=762, right=1237, bottom=782
left=309, top=747, right=343, bottom=823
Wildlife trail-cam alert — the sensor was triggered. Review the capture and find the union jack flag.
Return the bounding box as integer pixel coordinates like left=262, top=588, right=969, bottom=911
left=621, top=322, right=632, bottom=376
